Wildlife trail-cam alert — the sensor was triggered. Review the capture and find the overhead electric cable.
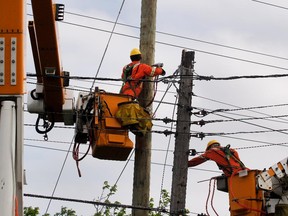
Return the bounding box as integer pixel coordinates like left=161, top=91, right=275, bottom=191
left=213, top=112, right=288, bottom=137
left=27, top=9, right=288, bottom=71
left=192, top=109, right=288, bottom=126
left=153, top=76, right=175, bottom=116
left=100, top=149, right=135, bottom=213
left=24, top=142, right=173, bottom=153
left=251, top=0, right=288, bottom=10
left=90, top=0, right=126, bottom=92
left=45, top=136, right=75, bottom=214
left=194, top=128, right=288, bottom=137
left=198, top=103, right=288, bottom=114
left=195, top=73, right=288, bottom=81
left=191, top=110, right=288, bottom=143
left=26, top=81, right=90, bottom=93
left=192, top=114, right=288, bottom=125
left=24, top=13, right=287, bottom=72
left=25, top=193, right=170, bottom=213
left=26, top=73, right=171, bottom=83
left=64, top=10, right=288, bottom=61
left=236, top=141, right=288, bottom=150
left=27, top=0, right=288, bottom=60
left=194, top=94, right=288, bottom=124
left=218, top=135, right=288, bottom=148
left=159, top=95, right=178, bottom=208
left=24, top=143, right=221, bottom=173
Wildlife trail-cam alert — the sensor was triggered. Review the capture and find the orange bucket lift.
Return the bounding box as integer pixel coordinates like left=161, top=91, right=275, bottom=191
left=217, top=170, right=265, bottom=216
left=92, top=90, right=134, bottom=160
left=75, top=88, right=134, bottom=161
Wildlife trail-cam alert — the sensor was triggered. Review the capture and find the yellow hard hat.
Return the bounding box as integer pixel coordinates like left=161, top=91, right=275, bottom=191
left=130, top=48, right=141, bottom=56
left=206, top=140, right=220, bottom=151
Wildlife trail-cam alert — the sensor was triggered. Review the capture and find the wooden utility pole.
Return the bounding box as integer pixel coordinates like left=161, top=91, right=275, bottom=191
left=132, top=0, right=157, bottom=215
left=170, top=50, right=195, bottom=215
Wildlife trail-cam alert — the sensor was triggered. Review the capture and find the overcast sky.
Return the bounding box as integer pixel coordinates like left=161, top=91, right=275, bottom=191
left=24, top=0, right=288, bottom=215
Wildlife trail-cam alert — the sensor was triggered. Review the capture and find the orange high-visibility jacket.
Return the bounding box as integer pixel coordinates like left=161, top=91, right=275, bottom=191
left=120, top=60, right=164, bottom=98
left=188, top=146, right=245, bottom=176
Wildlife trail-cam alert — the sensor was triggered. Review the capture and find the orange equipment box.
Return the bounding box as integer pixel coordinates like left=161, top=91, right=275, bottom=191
left=91, top=91, right=134, bottom=161
left=228, top=170, right=264, bottom=216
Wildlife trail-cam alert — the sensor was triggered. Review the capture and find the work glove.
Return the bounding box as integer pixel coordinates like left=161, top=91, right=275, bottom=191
left=161, top=69, right=166, bottom=76
left=152, top=63, right=163, bottom=68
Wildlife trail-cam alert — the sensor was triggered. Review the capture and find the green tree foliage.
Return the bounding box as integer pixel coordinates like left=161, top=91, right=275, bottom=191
left=93, top=181, right=126, bottom=216
left=23, top=206, right=76, bottom=216
left=54, top=207, right=76, bottom=216
left=149, top=189, right=170, bottom=216
left=24, top=206, right=40, bottom=216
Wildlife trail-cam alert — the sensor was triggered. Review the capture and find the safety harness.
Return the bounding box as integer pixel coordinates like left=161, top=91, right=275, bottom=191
left=120, top=63, right=141, bottom=98
left=216, top=145, right=246, bottom=175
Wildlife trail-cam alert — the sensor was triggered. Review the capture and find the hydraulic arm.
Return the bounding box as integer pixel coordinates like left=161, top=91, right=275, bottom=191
left=27, top=0, right=134, bottom=165
left=28, top=0, right=70, bottom=123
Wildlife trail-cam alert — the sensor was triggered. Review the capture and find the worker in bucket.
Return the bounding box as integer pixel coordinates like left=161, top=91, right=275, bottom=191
left=188, top=140, right=247, bottom=177
left=116, top=48, right=165, bottom=136
left=120, top=48, right=166, bottom=99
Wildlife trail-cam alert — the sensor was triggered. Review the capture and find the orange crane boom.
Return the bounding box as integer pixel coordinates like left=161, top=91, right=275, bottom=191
left=29, top=0, right=65, bottom=122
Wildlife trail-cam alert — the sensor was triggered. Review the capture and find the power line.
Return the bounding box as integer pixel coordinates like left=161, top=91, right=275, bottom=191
left=24, top=143, right=221, bottom=174
left=26, top=75, right=288, bottom=127
left=159, top=95, right=178, bottom=207
left=193, top=94, right=288, bottom=124
left=26, top=73, right=175, bottom=83
left=24, top=101, right=288, bottom=138
left=63, top=19, right=288, bottom=71
left=25, top=133, right=288, bottom=158
left=45, top=136, right=75, bottom=214
left=90, top=0, right=126, bottom=91
left=64, top=9, right=288, bottom=61
left=28, top=4, right=288, bottom=63
left=251, top=0, right=288, bottom=10
left=192, top=128, right=288, bottom=137
left=218, top=134, right=288, bottom=148
left=192, top=114, right=288, bottom=126
left=190, top=103, right=288, bottom=140
left=26, top=13, right=288, bottom=71
left=193, top=103, right=288, bottom=114
left=235, top=141, right=288, bottom=150
left=213, top=112, right=288, bottom=137
left=24, top=193, right=170, bottom=213
left=195, top=73, right=288, bottom=81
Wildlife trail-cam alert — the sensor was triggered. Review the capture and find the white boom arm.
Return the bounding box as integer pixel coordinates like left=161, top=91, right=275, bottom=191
left=257, top=157, right=288, bottom=195
left=257, top=157, right=288, bottom=214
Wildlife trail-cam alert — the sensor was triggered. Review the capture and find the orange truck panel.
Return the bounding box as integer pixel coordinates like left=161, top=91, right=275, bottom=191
left=0, top=0, right=25, bottom=95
